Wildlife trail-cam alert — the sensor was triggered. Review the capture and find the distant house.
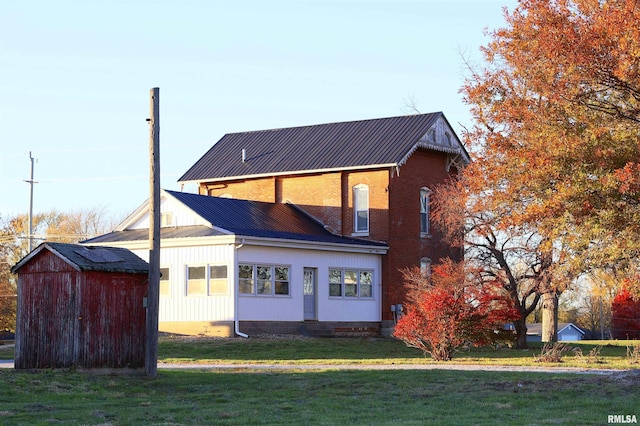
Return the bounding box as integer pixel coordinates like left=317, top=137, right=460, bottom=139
left=86, top=112, right=469, bottom=336
left=526, top=323, right=586, bottom=342
left=11, top=243, right=148, bottom=370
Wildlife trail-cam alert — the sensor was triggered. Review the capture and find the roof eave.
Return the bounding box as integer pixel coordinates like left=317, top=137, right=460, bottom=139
left=234, top=235, right=389, bottom=254
left=11, top=243, right=82, bottom=274
left=178, top=163, right=399, bottom=185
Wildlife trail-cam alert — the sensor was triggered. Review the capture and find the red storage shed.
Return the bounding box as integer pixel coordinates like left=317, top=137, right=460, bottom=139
left=11, top=242, right=149, bottom=371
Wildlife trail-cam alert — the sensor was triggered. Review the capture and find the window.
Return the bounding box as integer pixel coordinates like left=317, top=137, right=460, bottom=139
left=328, top=268, right=373, bottom=299
left=187, top=266, right=207, bottom=296
left=160, top=267, right=170, bottom=296
left=238, top=264, right=254, bottom=294
left=420, top=187, right=431, bottom=235
left=420, top=257, right=432, bottom=279
left=209, top=265, right=228, bottom=294
left=238, top=264, right=290, bottom=296
left=353, top=184, right=369, bottom=233
left=186, top=264, right=229, bottom=296
left=161, top=212, right=173, bottom=227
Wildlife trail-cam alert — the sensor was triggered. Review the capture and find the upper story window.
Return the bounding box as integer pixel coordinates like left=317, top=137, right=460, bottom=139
left=420, top=187, right=431, bottom=236
left=161, top=212, right=173, bottom=227
left=353, top=184, right=369, bottom=234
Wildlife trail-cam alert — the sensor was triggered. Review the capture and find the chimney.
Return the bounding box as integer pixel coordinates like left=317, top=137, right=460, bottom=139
left=242, top=148, right=246, bottom=163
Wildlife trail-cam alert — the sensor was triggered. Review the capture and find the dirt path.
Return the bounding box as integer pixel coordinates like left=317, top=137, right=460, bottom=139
left=0, top=341, right=632, bottom=375
left=155, top=362, right=622, bottom=375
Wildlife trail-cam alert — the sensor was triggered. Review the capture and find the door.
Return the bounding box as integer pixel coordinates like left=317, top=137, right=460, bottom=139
left=303, top=268, right=317, bottom=320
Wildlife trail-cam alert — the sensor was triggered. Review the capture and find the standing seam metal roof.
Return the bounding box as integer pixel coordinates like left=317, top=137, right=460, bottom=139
left=179, top=113, right=443, bottom=182
left=83, top=191, right=387, bottom=248
left=163, top=190, right=386, bottom=246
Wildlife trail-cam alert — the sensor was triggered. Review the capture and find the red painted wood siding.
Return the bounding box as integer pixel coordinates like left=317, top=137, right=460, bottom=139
left=15, top=250, right=147, bottom=369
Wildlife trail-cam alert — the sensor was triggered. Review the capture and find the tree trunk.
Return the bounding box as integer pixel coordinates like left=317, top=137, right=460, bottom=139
left=513, top=318, right=529, bottom=349
left=541, top=291, right=559, bottom=342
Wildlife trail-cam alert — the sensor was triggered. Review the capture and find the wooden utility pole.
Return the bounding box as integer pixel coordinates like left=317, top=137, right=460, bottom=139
left=145, top=87, right=160, bottom=377
left=25, top=152, right=36, bottom=252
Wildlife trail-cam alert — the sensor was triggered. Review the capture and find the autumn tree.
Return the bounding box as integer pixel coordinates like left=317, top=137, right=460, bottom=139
left=460, top=0, right=640, bottom=339
left=432, top=179, right=565, bottom=347
left=394, top=259, right=518, bottom=361
left=611, top=283, right=640, bottom=340
left=0, top=208, right=116, bottom=330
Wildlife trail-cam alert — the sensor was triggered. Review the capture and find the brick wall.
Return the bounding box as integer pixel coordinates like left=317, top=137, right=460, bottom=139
left=382, top=150, right=462, bottom=320
left=204, top=178, right=277, bottom=202
left=199, top=149, right=461, bottom=324
left=343, top=169, right=390, bottom=241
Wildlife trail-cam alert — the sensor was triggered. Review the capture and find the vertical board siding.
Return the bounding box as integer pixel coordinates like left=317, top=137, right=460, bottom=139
left=80, top=272, right=147, bottom=368
left=15, top=250, right=147, bottom=370
left=131, top=196, right=208, bottom=229
left=132, top=243, right=235, bottom=323
left=16, top=271, right=78, bottom=368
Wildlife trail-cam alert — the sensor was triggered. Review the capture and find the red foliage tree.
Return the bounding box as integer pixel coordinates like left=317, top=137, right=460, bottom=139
left=611, top=285, right=640, bottom=340
left=393, top=259, right=519, bottom=361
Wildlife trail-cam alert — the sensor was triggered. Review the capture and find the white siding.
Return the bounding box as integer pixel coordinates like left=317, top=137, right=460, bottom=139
left=131, top=243, right=236, bottom=323
left=130, top=195, right=209, bottom=229
left=237, top=245, right=381, bottom=322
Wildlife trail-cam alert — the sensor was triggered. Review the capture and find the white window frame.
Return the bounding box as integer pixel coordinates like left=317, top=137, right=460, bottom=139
left=238, top=264, right=290, bottom=297
left=159, top=266, right=171, bottom=297
left=420, top=257, right=432, bottom=279
left=160, top=212, right=173, bottom=227
left=353, top=184, right=369, bottom=234
left=420, top=187, right=431, bottom=236
left=185, top=263, right=229, bottom=296
left=328, top=268, right=374, bottom=299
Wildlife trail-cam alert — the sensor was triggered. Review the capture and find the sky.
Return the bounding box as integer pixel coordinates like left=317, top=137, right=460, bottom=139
left=0, top=0, right=517, bottom=224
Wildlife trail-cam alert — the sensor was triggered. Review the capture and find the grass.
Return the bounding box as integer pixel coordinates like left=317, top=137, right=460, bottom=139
left=0, top=338, right=638, bottom=425
left=156, top=336, right=639, bottom=370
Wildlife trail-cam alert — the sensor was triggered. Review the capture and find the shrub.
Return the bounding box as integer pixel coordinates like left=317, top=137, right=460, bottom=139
left=394, top=259, right=519, bottom=361
left=535, top=343, right=571, bottom=363
left=611, top=286, right=640, bottom=339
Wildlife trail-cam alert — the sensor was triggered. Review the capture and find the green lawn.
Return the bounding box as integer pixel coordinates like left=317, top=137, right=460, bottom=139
left=157, top=336, right=638, bottom=370
left=0, top=337, right=638, bottom=425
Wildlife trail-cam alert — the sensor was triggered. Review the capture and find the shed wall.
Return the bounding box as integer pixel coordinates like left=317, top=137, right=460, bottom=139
left=15, top=249, right=147, bottom=369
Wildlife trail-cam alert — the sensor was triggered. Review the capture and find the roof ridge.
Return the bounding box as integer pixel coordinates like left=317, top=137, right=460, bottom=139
left=223, top=112, right=442, bottom=136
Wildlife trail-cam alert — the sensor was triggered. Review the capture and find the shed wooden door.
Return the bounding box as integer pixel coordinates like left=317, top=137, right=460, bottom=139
left=303, top=268, right=316, bottom=320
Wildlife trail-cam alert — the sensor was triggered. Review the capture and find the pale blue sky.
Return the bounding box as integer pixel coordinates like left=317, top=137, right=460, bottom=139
left=0, top=0, right=516, bottom=222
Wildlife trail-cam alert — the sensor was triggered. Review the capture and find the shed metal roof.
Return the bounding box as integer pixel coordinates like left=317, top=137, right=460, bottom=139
left=179, top=113, right=466, bottom=183
left=11, top=242, right=149, bottom=274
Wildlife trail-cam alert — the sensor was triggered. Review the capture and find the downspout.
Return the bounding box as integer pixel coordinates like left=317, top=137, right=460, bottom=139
left=234, top=239, right=249, bottom=338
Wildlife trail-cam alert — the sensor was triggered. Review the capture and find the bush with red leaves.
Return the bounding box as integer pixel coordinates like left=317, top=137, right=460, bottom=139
left=611, top=286, right=640, bottom=340
left=393, top=259, right=519, bottom=361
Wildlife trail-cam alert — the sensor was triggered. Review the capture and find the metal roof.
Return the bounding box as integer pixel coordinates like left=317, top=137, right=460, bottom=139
left=179, top=113, right=450, bottom=183
left=85, top=191, right=387, bottom=249
left=11, top=242, right=149, bottom=274
left=165, top=190, right=386, bottom=247
left=84, top=226, right=227, bottom=244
